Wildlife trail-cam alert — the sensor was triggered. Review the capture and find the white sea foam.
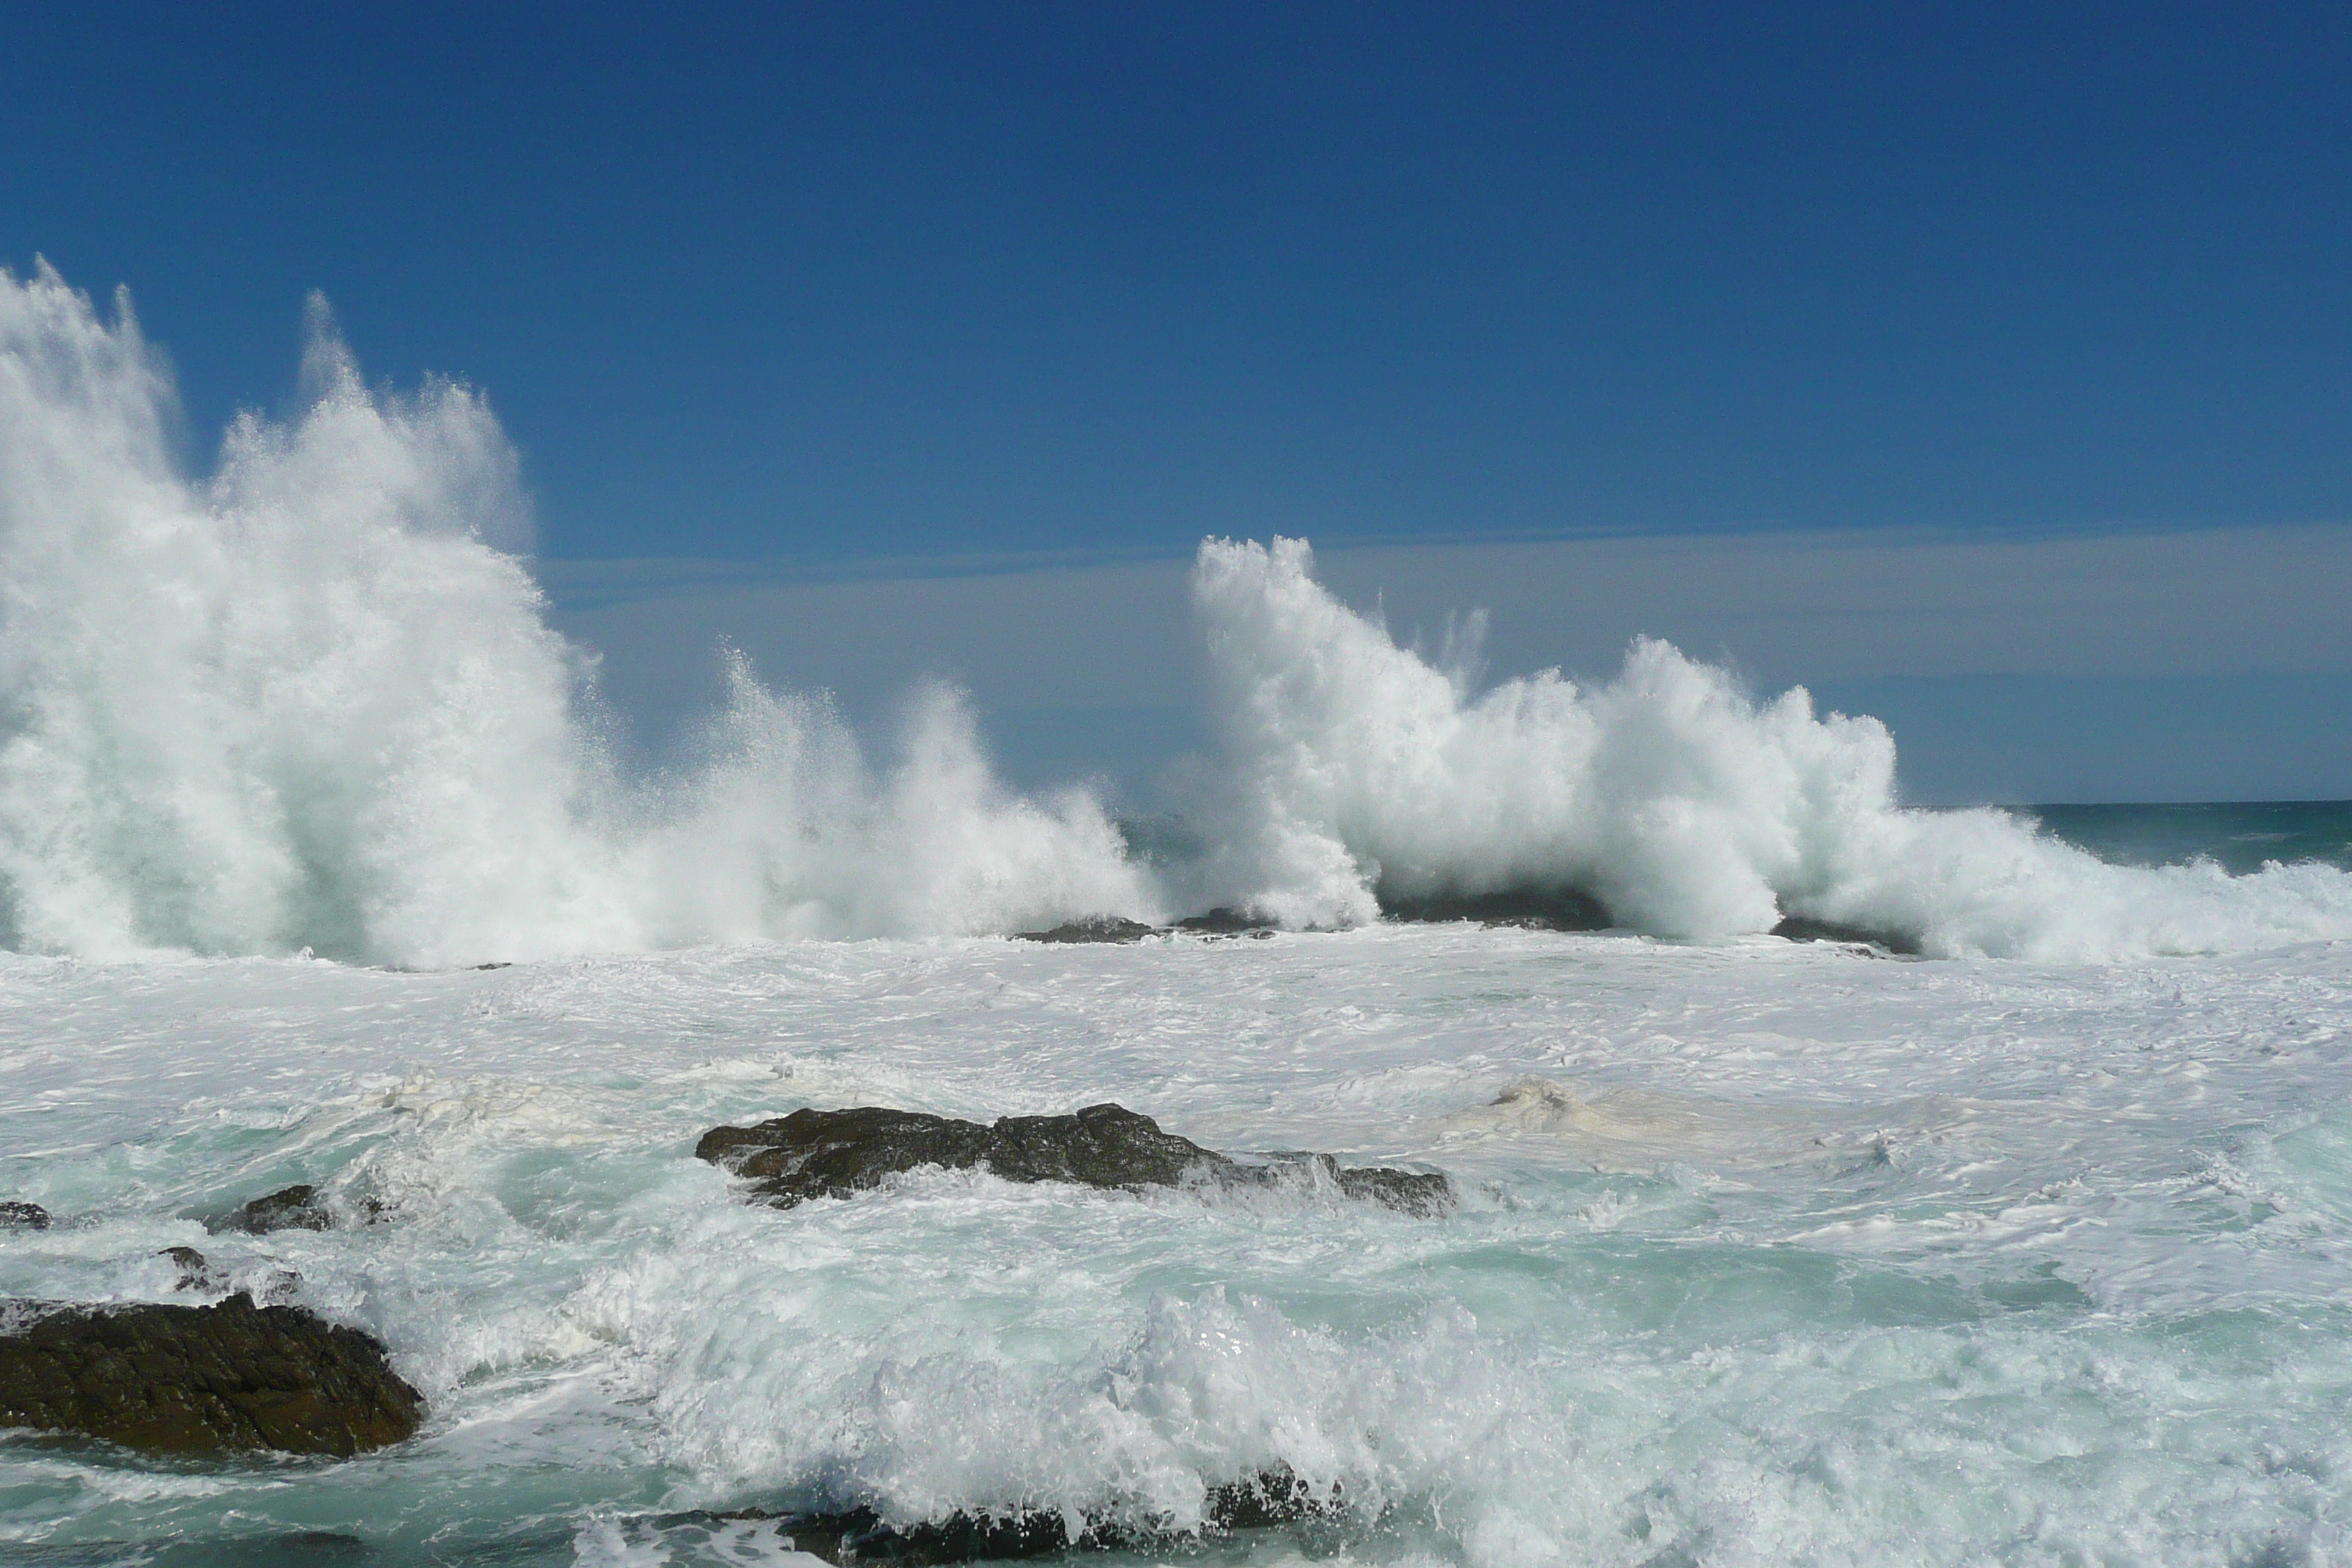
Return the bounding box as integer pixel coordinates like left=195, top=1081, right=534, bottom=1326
left=7, top=932, right=2351, bottom=1565
left=0, top=265, right=1148, bottom=965
left=1188, top=536, right=2352, bottom=957
left=4, top=262, right=2348, bottom=968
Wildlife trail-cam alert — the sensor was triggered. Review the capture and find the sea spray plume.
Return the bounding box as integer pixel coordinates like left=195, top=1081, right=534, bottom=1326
left=627, top=655, right=1153, bottom=944
left=0, top=264, right=1151, bottom=962
left=1186, top=536, right=2352, bottom=958
left=0, top=261, right=612, bottom=962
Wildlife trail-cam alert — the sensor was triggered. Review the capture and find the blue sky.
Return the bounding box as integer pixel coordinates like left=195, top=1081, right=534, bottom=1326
left=6, top=3, right=2349, bottom=800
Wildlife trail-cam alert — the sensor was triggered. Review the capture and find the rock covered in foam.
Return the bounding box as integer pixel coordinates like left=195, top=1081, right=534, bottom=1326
left=0, top=1201, right=48, bottom=1230
left=697, top=1103, right=1452, bottom=1215
left=211, top=1183, right=333, bottom=1234
left=666, top=1463, right=1341, bottom=1564
left=0, top=1293, right=422, bottom=1456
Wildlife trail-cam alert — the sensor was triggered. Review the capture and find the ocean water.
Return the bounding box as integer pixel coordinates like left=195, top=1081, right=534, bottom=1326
left=2032, top=802, right=2352, bottom=878
left=4, top=265, right=2352, bottom=1567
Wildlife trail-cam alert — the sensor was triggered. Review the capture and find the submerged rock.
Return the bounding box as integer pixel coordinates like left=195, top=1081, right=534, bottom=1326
left=0, top=1292, right=422, bottom=1456
left=697, top=1102, right=1452, bottom=1216
left=671, top=1463, right=1341, bottom=1565
left=1012, top=916, right=1158, bottom=943
left=0, top=1201, right=49, bottom=1231
left=213, top=1184, right=332, bottom=1235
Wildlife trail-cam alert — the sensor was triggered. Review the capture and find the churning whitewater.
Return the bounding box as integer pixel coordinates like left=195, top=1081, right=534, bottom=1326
left=3, top=263, right=2349, bottom=966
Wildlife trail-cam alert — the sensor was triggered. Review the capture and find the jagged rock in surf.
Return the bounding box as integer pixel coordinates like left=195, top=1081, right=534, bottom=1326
left=666, top=1463, right=1341, bottom=1564
left=1173, top=906, right=1279, bottom=936
left=0, top=1202, right=49, bottom=1231
left=212, top=1184, right=332, bottom=1234
left=0, top=1292, right=423, bottom=1456
left=698, top=1103, right=1453, bottom=1216
left=1013, top=916, right=1159, bottom=943
left=1375, top=883, right=1613, bottom=932
left=159, top=1246, right=227, bottom=1293
left=1770, top=915, right=1923, bottom=954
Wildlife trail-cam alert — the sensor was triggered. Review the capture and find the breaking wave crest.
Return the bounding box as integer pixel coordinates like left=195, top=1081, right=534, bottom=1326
left=1187, top=538, right=2352, bottom=959
left=3, top=263, right=2347, bottom=965
left=0, top=265, right=1149, bottom=964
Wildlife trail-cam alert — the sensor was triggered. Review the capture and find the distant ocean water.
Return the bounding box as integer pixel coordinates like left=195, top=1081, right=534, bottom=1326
left=2032, top=799, right=2352, bottom=876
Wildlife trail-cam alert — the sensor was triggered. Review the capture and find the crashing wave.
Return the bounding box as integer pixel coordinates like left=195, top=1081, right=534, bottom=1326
left=1183, top=537, right=2352, bottom=960
left=0, top=264, right=1150, bottom=964
left=4, top=263, right=2347, bottom=965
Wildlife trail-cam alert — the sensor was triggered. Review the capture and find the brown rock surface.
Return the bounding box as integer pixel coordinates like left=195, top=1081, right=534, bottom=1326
left=0, top=1293, right=422, bottom=1456
left=698, top=1102, right=1452, bottom=1215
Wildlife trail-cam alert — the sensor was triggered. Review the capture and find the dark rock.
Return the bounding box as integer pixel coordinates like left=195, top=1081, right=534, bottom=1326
left=781, top=1504, right=1074, bottom=1564
left=0, top=1201, right=49, bottom=1231
left=0, top=1292, right=423, bottom=1456
left=1012, top=916, right=1158, bottom=944
left=214, top=1184, right=331, bottom=1234
left=676, top=1463, right=1339, bottom=1564
left=160, top=1246, right=227, bottom=1292
left=1376, top=883, right=1613, bottom=931
left=698, top=1102, right=1452, bottom=1216
left=1205, top=1463, right=1342, bottom=1530
left=1173, top=907, right=1278, bottom=936
left=1771, top=915, right=1923, bottom=954
left=1319, top=1158, right=1454, bottom=1218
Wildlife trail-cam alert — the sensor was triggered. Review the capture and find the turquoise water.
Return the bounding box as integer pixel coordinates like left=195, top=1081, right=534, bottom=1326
left=4, top=926, right=2352, bottom=1567
left=2032, top=800, right=2352, bottom=876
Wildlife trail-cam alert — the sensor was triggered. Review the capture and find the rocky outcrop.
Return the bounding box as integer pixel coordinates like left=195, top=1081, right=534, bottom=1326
left=212, top=1184, right=332, bottom=1234
left=698, top=1103, right=1452, bottom=1216
left=1012, top=916, right=1159, bottom=943
left=1014, top=911, right=1280, bottom=942
left=0, top=1201, right=48, bottom=1230
left=1172, top=907, right=1278, bottom=936
left=1770, top=915, right=1922, bottom=954
left=0, top=1293, right=421, bottom=1457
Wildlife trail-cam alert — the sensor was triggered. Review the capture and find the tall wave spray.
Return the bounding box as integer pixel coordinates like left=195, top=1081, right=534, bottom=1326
left=0, top=265, right=1150, bottom=963
left=1188, top=537, right=2352, bottom=960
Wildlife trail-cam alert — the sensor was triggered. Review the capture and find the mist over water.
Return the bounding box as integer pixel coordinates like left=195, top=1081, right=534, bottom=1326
left=3, top=261, right=2349, bottom=967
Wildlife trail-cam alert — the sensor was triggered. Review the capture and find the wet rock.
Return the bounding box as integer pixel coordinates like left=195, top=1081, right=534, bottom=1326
left=678, top=1464, right=1339, bottom=1564
left=214, top=1184, right=331, bottom=1234
left=698, top=1102, right=1452, bottom=1216
left=0, top=1292, right=423, bottom=1456
left=1770, top=915, right=1922, bottom=954
left=1172, top=906, right=1278, bottom=936
left=1012, top=916, right=1158, bottom=943
left=781, top=1504, right=1076, bottom=1564
left=1205, top=1463, right=1343, bottom=1530
left=159, top=1246, right=227, bottom=1292
left=1376, top=883, right=1613, bottom=931
left=0, top=1201, right=48, bottom=1231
